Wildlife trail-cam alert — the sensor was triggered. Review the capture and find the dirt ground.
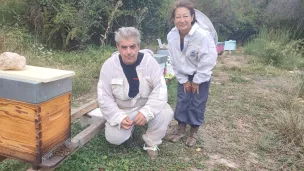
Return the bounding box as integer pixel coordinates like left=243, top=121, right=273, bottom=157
left=165, top=54, right=303, bottom=170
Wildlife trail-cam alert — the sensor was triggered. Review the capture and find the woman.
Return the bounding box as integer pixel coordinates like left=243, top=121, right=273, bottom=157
left=167, top=0, right=217, bottom=147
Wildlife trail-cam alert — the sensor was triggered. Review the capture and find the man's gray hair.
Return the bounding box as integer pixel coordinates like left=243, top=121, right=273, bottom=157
left=114, top=27, right=141, bottom=44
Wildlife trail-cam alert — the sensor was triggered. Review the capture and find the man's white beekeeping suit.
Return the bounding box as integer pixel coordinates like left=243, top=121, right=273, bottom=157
left=97, top=49, right=173, bottom=147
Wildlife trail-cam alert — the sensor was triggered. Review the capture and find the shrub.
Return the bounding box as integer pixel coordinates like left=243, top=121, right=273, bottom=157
left=244, top=28, right=304, bottom=70
left=22, top=0, right=175, bottom=50
left=0, top=0, right=28, bottom=27
left=0, top=27, right=33, bottom=54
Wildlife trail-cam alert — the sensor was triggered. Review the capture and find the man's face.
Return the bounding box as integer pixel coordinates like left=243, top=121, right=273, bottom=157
left=116, top=37, right=140, bottom=65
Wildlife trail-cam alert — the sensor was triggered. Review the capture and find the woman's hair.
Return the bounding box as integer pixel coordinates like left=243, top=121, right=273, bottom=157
left=170, top=0, right=197, bottom=25
left=114, top=27, right=141, bottom=44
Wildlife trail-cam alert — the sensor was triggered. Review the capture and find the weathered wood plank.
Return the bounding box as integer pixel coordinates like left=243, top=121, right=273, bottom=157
left=71, top=100, right=98, bottom=122
left=71, top=118, right=106, bottom=148
left=37, top=117, right=106, bottom=170
left=37, top=156, right=64, bottom=170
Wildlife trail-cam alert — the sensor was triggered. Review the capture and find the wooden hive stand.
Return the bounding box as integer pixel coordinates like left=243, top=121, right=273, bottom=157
left=0, top=99, right=106, bottom=171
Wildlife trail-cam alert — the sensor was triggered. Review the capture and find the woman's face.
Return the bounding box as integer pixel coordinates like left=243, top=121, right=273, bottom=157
left=174, top=7, right=194, bottom=35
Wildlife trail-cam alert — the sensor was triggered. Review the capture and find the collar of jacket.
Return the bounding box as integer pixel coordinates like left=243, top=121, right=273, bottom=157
left=171, top=22, right=200, bottom=37
left=110, top=51, right=152, bottom=71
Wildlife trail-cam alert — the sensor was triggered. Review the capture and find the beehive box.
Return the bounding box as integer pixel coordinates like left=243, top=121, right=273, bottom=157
left=0, top=65, right=75, bottom=166
left=224, top=40, right=236, bottom=51
left=153, top=54, right=168, bottom=64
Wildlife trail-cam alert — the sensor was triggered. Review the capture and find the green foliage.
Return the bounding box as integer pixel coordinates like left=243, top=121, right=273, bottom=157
left=14, top=0, right=175, bottom=50
left=0, top=26, right=33, bottom=54
left=193, top=0, right=264, bottom=43
left=0, top=0, right=28, bottom=27
left=167, top=78, right=178, bottom=108
left=244, top=28, right=304, bottom=70
left=265, top=0, right=304, bottom=39
left=2, top=0, right=304, bottom=49
left=27, top=0, right=114, bottom=49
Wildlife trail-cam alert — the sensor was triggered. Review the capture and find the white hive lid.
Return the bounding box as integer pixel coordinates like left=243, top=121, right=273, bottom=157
left=0, top=65, right=75, bottom=83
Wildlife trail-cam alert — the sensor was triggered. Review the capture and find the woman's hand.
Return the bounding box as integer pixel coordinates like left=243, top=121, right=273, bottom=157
left=191, top=82, right=200, bottom=94
left=183, top=81, right=192, bottom=93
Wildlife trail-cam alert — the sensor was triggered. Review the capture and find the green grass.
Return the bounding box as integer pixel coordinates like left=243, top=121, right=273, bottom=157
left=56, top=131, right=207, bottom=171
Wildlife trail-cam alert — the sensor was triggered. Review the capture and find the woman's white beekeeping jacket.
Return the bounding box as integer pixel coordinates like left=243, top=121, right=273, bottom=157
left=97, top=50, right=168, bottom=128
left=167, top=23, right=218, bottom=84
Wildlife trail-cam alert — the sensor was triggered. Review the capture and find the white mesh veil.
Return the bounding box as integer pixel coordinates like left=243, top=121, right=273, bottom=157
left=194, top=9, right=218, bottom=45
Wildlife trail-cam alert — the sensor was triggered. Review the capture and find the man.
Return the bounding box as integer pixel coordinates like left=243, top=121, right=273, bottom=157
left=97, top=27, right=173, bottom=159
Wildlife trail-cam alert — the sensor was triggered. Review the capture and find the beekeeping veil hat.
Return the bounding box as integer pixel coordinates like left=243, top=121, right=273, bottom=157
left=194, top=9, right=218, bottom=45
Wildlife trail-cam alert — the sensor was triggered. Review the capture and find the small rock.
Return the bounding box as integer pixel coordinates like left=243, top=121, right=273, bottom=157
left=184, top=157, right=191, bottom=162
left=196, top=148, right=202, bottom=152
left=227, top=96, right=235, bottom=100
left=218, top=159, right=238, bottom=169
left=289, top=71, right=295, bottom=74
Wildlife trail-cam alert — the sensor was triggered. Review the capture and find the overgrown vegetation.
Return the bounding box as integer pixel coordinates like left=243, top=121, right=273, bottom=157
left=244, top=28, right=304, bottom=70
left=0, top=0, right=173, bottom=50
left=265, top=0, right=304, bottom=38
left=274, top=74, right=304, bottom=146
left=2, top=0, right=304, bottom=49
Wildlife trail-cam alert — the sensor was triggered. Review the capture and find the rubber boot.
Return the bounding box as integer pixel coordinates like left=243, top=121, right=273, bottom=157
left=186, top=126, right=199, bottom=147
left=168, top=122, right=186, bottom=142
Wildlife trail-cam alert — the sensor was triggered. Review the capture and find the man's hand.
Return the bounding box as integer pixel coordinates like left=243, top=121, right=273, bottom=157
left=191, top=82, right=200, bottom=94
left=134, top=112, right=147, bottom=126
left=121, top=117, right=134, bottom=130
left=183, top=81, right=192, bottom=93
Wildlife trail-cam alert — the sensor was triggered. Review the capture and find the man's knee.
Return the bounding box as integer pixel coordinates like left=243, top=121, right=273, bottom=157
left=105, top=124, right=132, bottom=145
left=153, top=104, right=174, bottom=124
left=161, top=103, right=174, bottom=121
left=105, top=134, right=128, bottom=145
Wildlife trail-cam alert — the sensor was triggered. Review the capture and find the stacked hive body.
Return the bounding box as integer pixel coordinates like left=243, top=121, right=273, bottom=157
left=0, top=65, right=75, bottom=166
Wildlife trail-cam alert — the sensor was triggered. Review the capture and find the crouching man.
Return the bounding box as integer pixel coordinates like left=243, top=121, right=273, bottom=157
left=97, top=27, right=173, bottom=159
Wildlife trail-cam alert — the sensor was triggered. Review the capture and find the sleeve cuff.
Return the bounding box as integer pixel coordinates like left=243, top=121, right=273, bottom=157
left=178, top=77, right=188, bottom=84
left=108, top=114, right=128, bottom=129
left=193, top=76, right=210, bottom=84
left=139, top=107, right=155, bottom=122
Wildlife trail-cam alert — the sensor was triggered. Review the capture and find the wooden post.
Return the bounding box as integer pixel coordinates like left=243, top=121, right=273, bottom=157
left=71, top=100, right=99, bottom=122
left=0, top=155, right=6, bottom=162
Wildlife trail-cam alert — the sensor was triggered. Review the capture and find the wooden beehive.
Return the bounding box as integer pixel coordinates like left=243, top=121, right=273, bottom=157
left=0, top=65, right=75, bottom=166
